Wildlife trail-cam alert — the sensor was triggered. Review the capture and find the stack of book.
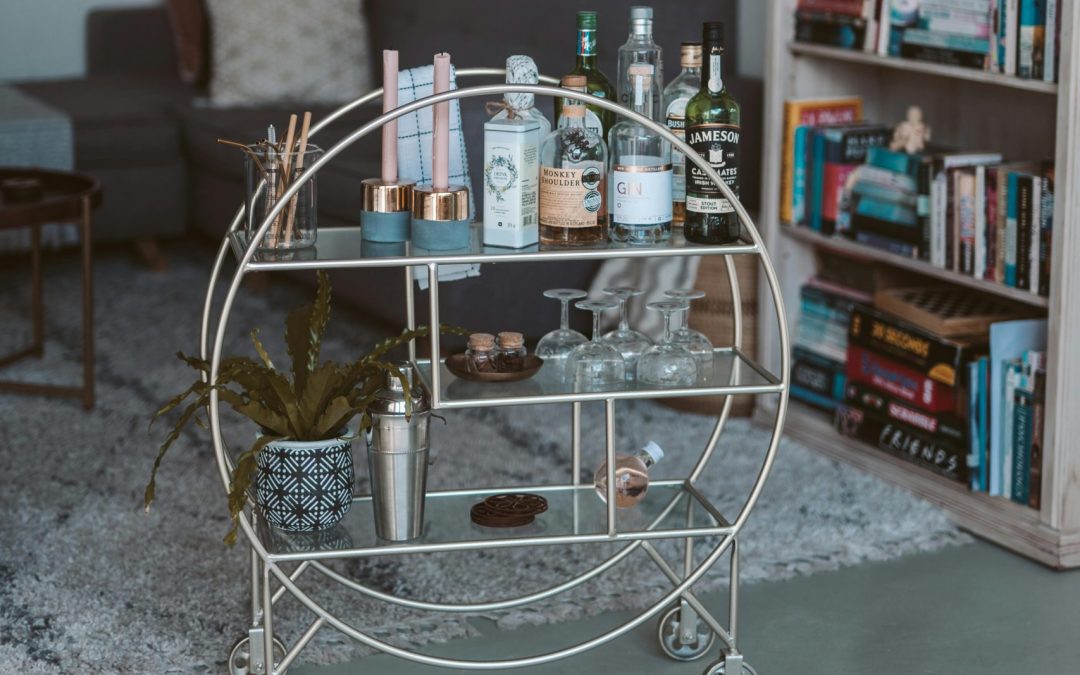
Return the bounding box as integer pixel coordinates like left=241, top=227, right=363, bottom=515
left=837, top=146, right=922, bottom=256
left=792, top=277, right=872, bottom=410
left=835, top=304, right=976, bottom=484
left=919, top=154, right=1054, bottom=297
left=794, top=1, right=1062, bottom=83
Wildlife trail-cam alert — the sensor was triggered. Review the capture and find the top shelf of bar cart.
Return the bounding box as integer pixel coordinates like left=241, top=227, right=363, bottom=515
left=229, top=225, right=760, bottom=272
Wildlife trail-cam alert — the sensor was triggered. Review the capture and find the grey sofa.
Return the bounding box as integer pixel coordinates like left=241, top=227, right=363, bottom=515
left=14, top=1, right=760, bottom=338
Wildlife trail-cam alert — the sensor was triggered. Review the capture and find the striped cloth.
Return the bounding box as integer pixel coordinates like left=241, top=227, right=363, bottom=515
left=0, top=85, right=77, bottom=252
left=395, top=64, right=480, bottom=288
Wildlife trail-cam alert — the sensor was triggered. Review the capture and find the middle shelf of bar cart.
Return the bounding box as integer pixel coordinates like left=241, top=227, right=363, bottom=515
left=203, top=74, right=790, bottom=675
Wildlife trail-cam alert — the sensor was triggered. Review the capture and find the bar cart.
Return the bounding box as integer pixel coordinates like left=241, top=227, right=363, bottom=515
left=199, top=70, right=790, bottom=675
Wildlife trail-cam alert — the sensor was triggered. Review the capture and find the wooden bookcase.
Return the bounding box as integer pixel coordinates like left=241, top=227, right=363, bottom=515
left=756, top=1, right=1080, bottom=567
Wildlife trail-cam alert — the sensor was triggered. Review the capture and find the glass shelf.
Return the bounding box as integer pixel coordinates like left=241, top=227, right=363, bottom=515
left=413, top=348, right=782, bottom=409
left=230, top=225, right=761, bottom=271
left=260, top=481, right=731, bottom=562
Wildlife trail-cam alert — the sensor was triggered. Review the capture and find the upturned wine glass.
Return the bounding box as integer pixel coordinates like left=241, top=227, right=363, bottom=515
left=600, top=287, right=652, bottom=382
left=536, top=289, right=589, bottom=377
left=636, top=300, right=698, bottom=388
left=566, top=298, right=626, bottom=391
left=664, top=288, right=715, bottom=377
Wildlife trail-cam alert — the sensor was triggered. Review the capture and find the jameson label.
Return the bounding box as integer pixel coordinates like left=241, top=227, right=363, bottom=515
left=687, top=122, right=739, bottom=214
left=611, top=159, right=673, bottom=226
left=577, top=29, right=596, bottom=56
left=665, top=97, right=691, bottom=202
left=540, top=164, right=603, bottom=228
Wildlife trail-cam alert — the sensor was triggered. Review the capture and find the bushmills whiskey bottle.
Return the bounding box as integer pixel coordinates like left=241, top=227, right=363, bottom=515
left=554, top=11, right=617, bottom=138
left=662, top=42, right=702, bottom=229
left=539, top=75, right=609, bottom=247
left=684, top=22, right=741, bottom=245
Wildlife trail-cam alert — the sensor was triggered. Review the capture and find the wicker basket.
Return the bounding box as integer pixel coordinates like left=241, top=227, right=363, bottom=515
left=661, top=254, right=759, bottom=418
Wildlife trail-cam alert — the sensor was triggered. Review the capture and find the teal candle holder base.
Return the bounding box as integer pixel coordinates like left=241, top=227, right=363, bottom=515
left=412, top=218, right=470, bottom=250
left=361, top=210, right=411, bottom=242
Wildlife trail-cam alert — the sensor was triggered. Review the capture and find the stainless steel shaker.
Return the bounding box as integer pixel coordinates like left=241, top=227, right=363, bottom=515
left=366, top=362, right=431, bottom=541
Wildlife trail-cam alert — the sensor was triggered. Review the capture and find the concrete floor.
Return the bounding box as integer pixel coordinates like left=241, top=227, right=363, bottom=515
left=291, top=540, right=1080, bottom=674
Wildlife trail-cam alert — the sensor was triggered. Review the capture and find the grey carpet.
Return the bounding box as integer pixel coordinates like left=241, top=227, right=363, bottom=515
left=0, top=244, right=971, bottom=673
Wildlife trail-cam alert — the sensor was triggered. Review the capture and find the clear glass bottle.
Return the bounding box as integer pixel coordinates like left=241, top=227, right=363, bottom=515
left=662, top=43, right=702, bottom=229
left=617, top=6, right=663, bottom=118
left=608, top=63, right=672, bottom=245
left=553, top=11, right=616, bottom=138
left=465, top=333, right=496, bottom=373
left=495, top=331, right=527, bottom=372
left=594, top=441, right=665, bottom=508
left=684, top=22, right=742, bottom=245
left=539, top=76, right=608, bottom=247
left=490, top=54, right=552, bottom=138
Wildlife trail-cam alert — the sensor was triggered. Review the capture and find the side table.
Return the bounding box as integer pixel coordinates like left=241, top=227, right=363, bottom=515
left=0, top=167, right=101, bottom=410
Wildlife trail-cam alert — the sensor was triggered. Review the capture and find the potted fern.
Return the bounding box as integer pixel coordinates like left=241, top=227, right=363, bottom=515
left=146, top=271, right=452, bottom=543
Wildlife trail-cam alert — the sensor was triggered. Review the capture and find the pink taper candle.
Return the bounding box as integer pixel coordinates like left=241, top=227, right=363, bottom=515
left=432, top=52, right=451, bottom=190
left=381, top=50, right=399, bottom=183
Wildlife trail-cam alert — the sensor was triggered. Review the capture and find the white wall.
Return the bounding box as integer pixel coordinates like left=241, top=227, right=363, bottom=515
left=0, top=0, right=161, bottom=82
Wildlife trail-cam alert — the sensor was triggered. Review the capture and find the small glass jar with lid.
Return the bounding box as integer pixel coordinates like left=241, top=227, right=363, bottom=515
left=466, top=333, right=497, bottom=373
left=495, top=332, right=527, bottom=372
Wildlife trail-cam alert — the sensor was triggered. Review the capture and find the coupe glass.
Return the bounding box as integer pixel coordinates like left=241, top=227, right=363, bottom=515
left=636, top=300, right=698, bottom=388
left=566, top=298, right=626, bottom=391
left=600, top=286, right=653, bottom=382
left=664, top=288, right=715, bottom=377
left=535, top=289, right=589, bottom=378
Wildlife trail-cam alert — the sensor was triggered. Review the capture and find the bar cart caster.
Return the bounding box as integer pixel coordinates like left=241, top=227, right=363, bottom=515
left=658, top=603, right=716, bottom=661
left=229, top=634, right=287, bottom=675
left=703, top=653, right=757, bottom=675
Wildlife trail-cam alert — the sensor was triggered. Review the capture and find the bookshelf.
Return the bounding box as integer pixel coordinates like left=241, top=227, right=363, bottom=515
left=759, top=1, right=1080, bottom=567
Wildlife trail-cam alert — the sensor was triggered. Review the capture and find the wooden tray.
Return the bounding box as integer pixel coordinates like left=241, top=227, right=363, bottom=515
left=445, top=354, right=543, bottom=383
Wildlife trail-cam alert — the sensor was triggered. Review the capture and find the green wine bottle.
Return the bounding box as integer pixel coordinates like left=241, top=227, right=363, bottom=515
left=684, top=21, right=742, bottom=244
left=553, top=11, right=616, bottom=138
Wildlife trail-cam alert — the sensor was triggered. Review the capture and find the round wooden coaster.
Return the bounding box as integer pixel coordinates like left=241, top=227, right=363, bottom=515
left=470, top=502, right=534, bottom=528
left=484, top=493, right=548, bottom=516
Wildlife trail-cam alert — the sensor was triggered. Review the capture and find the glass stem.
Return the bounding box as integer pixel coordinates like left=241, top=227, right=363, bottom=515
left=680, top=308, right=690, bottom=331
left=662, top=311, right=673, bottom=344
left=561, top=300, right=571, bottom=331
left=619, top=298, right=630, bottom=331
left=592, top=311, right=602, bottom=342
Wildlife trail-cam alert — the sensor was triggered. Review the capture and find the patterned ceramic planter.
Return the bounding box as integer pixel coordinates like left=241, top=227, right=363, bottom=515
left=254, top=436, right=354, bottom=532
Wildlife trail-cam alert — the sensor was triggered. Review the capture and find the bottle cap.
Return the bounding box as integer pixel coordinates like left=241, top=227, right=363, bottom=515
left=703, top=21, right=725, bottom=49
left=630, top=6, right=653, bottom=20
left=641, top=441, right=665, bottom=464
left=627, top=63, right=654, bottom=77
left=468, top=333, right=496, bottom=351
left=386, top=362, right=416, bottom=391
left=680, top=42, right=703, bottom=68
left=504, top=55, right=539, bottom=112
left=577, top=11, right=598, bottom=29
left=561, top=74, right=587, bottom=90
left=496, top=331, right=524, bottom=349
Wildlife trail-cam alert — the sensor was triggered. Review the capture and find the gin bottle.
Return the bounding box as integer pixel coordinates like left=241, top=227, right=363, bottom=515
left=608, top=63, right=672, bottom=245
left=616, top=6, right=663, bottom=117
left=594, top=441, right=665, bottom=508
left=662, top=43, right=702, bottom=229
left=539, top=76, right=608, bottom=247
left=553, top=11, right=616, bottom=138
left=684, top=22, right=742, bottom=244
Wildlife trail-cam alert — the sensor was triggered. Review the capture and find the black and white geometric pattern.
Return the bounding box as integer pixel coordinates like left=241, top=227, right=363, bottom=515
left=255, top=439, right=354, bottom=531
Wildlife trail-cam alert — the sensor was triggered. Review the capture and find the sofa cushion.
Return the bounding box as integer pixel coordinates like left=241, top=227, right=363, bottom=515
left=177, top=104, right=383, bottom=224
left=15, top=76, right=192, bottom=169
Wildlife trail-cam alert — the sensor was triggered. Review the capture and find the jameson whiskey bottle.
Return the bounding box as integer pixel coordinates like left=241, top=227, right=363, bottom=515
left=662, top=43, right=702, bottom=229
left=539, top=76, right=608, bottom=247
left=684, top=22, right=742, bottom=245
left=554, top=11, right=616, bottom=138
left=608, top=63, right=672, bottom=245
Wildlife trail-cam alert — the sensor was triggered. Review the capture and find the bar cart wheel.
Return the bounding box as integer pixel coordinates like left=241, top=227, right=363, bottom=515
left=703, top=656, right=758, bottom=675
left=228, top=635, right=287, bottom=675
left=657, top=604, right=717, bottom=661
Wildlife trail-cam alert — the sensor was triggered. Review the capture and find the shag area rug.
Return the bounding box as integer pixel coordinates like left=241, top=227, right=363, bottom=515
left=0, top=245, right=971, bottom=673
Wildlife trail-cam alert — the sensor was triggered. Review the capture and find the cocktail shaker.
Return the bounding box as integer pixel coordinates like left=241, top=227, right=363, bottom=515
left=366, top=362, right=431, bottom=541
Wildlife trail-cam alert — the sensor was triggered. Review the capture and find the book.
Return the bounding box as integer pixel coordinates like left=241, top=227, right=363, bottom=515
left=1001, top=0, right=1020, bottom=75
left=851, top=209, right=920, bottom=243
left=1029, top=368, right=1045, bottom=508
left=795, top=10, right=870, bottom=50
left=792, top=346, right=848, bottom=410
left=780, top=98, right=863, bottom=224
left=1012, top=381, right=1034, bottom=503
left=849, top=304, right=977, bottom=387
left=976, top=355, right=990, bottom=491
left=1018, top=0, right=1046, bottom=79
left=929, top=153, right=1003, bottom=269
left=984, top=166, right=999, bottom=280
left=974, top=165, right=987, bottom=279
left=1004, top=171, right=1021, bottom=286
left=854, top=230, right=920, bottom=257
left=988, top=319, right=1047, bottom=496
left=835, top=403, right=968, bottom=483
left=968, top=360, right=981, bottom=489
left=846, top=344, right=962, bottom=412
left=887, top=0, right=922, bottom=57
left=1043, top=0, right=1058, bottom=82
left=1015, top=173, right=1033, bottom=289
left=899, top=43, right=991, bottom=69
left=1002, top=358, right=1021, bottom=496
left=956, top=169, right=977, bottom=274
left=1027, top=175, right=1042, bottom=293
left=797, top=0, right=868, bottom=13
left=846, top=380, right=967, bottom=443
left=901, top=27, right=991, bottom=53
left=821, top=125, right=892, bottom=230
left=1038, top=171, right=1054, bottom=296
